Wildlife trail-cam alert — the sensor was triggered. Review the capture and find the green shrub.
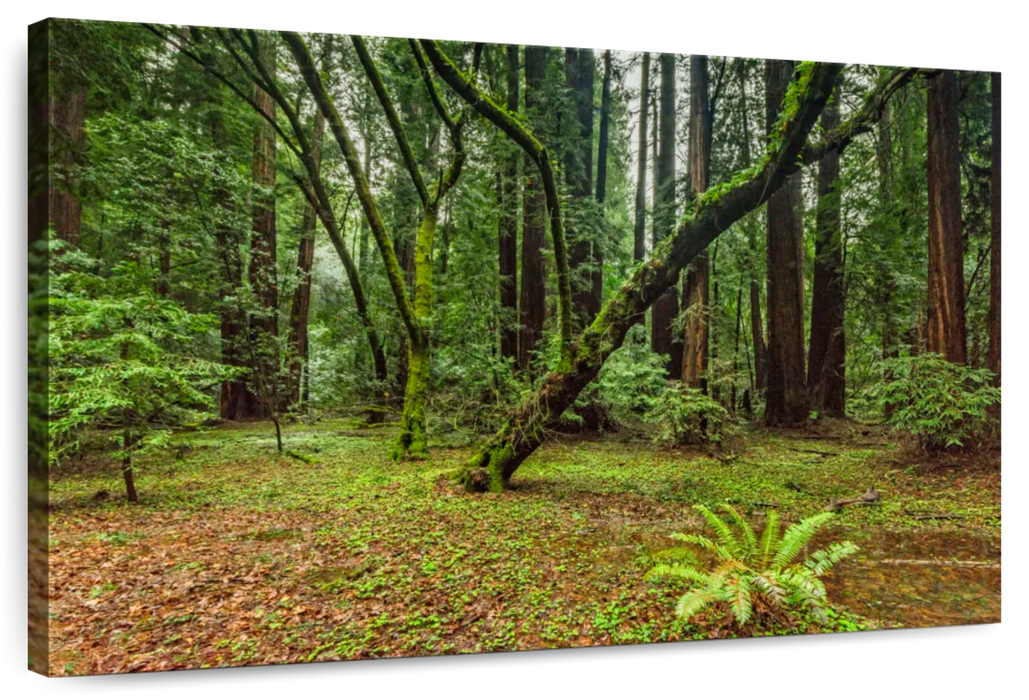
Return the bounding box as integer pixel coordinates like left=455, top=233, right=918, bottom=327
left=647, top=504, right=857, bottom=627
left=878, top=353, right=1000, bottom=450
left=645, top=383, right=728, bottom=445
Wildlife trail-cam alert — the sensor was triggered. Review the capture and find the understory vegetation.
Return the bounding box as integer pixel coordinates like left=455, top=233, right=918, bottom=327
left=31, top=18, right=1000, bottom=676
left=47, top=421, right=1000, bottom=674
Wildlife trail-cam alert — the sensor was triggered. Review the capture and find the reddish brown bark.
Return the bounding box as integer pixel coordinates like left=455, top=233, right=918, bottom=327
left=50, top=85, right=86, bottom=246
left=738, top=62, right=766, bottom=391
left=764, top=59, right=809, bottom=426
left=988, top=72, right=1001, bottom=388
left=808, top=75, right=846, bottom=416
left=242, top=37, right=279, bottom=419
left=651, top=53, right=682, bottom=379
left=683, top=55, right=711, bottom=388
left=287, top=99, right=326, bottom=408
left=926, top=70, right=966, bottom=364
left=518, top=46, right=547, bottom=373
left=565, top=47, right=598, bottom=330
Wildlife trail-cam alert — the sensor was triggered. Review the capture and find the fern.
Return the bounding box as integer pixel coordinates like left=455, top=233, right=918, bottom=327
left=648, top=504, right=857, bottom=629
left=694, top=504, right=745, bottom=559
left=772, top=511, right=835, bottom=568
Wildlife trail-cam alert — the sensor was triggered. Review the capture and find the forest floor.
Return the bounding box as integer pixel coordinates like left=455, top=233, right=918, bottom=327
left=46, top=419, right=1001, bottom=675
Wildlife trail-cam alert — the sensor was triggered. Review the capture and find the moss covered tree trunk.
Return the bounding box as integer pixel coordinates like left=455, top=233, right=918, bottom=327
left=462, top=63, right=850, bottom=491
left=393, top=207, right=438, bottom=458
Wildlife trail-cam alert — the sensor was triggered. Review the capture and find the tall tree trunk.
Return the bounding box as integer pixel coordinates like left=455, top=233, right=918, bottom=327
left=287, top=91, right=326, bottom=409
left=593, top=50, right=612, bottom=310
left=518, top=46, right=547, bottom=373
left=764, top=59, right=809, bottom=426
left=738, top=62, right=766, bottom=391
left=808, top=75, right=846, bottom=416
left=633, top=52, right=650, bottom=263
left=878, top=100, right=901, bottom=362
left=50, top=85, right=86, bottom=247
left=246, top=35, right=279, bottom=419
left=565, top=48, right=597, bottom=329
left=926, top=70, right=966, bottom=364
left=192, top=38, right=249, bottom=421
left=988, top=72, right=1001, bottom=389
left=683, top=55, right=711, bottom=388
left=651, top=53, right=682, bottom=379
left=499, top=44, right=520, bottom=362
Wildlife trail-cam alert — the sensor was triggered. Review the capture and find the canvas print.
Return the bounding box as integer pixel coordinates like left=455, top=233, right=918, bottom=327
left=28, top=17, right=1001, bottom=676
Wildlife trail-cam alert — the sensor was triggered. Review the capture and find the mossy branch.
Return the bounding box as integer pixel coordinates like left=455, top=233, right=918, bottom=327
left=351, top=35, right=431, bottom=208
left=283, top=30, right=419, bottom=340
left=408, top=39, right=465, bottom=199
left=419, top=38, right=573, bottom=369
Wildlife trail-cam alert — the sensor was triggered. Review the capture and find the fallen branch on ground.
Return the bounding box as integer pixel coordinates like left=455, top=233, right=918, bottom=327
left=876, top=559, right=999, bottom=568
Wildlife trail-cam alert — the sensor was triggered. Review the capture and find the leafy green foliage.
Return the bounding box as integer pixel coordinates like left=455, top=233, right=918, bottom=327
left=648, top=504, right=858, bottom=627
left=878, top=353, right=999, bottom=450
left=645, top=383, right=729, bottom=445
left=48, top=244, right=237, bottom=467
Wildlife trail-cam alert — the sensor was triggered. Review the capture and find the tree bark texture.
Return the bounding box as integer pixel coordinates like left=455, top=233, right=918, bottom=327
left=633, top=52, right=650, bottom=264
left=683, top=55, right=711, bottom=388
left=499, top=44, right=520, bottom=362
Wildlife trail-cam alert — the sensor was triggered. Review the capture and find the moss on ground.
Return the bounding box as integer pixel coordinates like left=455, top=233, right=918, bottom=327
left=47, top=420, right=1000, bottom=674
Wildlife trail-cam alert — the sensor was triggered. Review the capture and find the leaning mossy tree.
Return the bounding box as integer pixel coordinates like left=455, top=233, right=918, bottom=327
left=423, top=54, right=921, bottom=491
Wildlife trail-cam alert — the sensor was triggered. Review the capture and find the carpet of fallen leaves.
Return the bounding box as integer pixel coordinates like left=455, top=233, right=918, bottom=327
left=46, top=421, right=1000, bottom=675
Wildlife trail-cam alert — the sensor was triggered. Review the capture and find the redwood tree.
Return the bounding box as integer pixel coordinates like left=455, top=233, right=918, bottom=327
left=633, top=52, right=650, bottom=263
left=807, top=74, right=846, bottom=416
left=926, top=70, right=966, bottom=364
left=246, top=34, right=279, bottom=420
left=764, top=59, right=809, bottom=426
left=651, top=53, right=682, bottom=379
left=565, top=47, right=598, bottom=329
left=683, top=55, right=711, bottom=388
left=498, top=44, right=520, bottom=362
left=988, top=72, right=1000, bottom=389
left=286, top=37, right=331, bottom=409
left=51, top=84, right=86, bottom=247
left=519, top=45, right=548, bottom=372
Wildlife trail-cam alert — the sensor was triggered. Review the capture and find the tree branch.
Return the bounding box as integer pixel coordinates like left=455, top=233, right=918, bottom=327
left=351, top=35, right=430, bottom=208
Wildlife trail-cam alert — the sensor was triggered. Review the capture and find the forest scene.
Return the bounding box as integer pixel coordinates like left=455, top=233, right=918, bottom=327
left=29, top=18, right=1001, bottom=676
